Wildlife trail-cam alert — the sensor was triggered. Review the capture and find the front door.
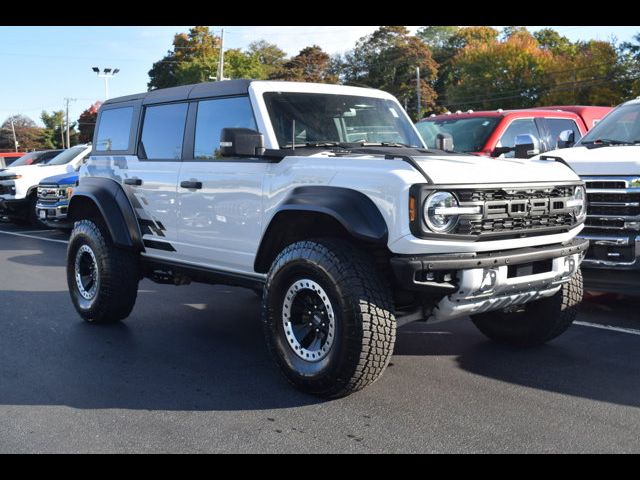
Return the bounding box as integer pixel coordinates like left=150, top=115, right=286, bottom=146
left=175, top=96, right=267, bottom=275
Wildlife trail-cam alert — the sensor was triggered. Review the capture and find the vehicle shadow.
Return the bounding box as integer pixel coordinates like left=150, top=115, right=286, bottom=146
left=0, top=286, right=323, bottom=412
left=395, top=307, right=640, bottom=409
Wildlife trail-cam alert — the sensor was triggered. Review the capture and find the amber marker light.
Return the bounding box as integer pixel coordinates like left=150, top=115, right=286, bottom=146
left=409, top=195, right=417, bottom=222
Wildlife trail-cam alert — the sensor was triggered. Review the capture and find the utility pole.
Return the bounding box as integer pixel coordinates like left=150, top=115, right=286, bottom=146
left=416, top=66, right=421, bottom=120
left=60, top=120, right=65, bottom=149
left=65, top=97, right=77, bottom=148
left=9, top=118, right=18, bottom=152
left=217, top=28, right=225, bottom=82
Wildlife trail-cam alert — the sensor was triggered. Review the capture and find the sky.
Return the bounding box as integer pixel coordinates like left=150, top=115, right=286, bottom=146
left=0, top=26, right=637, bottom=128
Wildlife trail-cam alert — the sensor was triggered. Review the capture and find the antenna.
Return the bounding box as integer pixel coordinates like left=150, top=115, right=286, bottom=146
left=292, top=119, right=295, bottom=151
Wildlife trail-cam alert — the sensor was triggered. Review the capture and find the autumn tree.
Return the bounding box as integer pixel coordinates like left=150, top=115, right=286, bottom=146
left=0, top=115, right=45, bottom=151
left=341, top=26, right=438, bottom=119
left=77, top=101, right=102, bottom=144
left=276, top=46, right=338, bottom=83
left=444, top=29, right=554, bottom=110
left=541, top=39, right=627, bottom=106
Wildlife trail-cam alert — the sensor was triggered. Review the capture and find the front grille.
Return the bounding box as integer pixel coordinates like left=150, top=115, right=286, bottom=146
left=0, top=184, right=10, bottom=195
left=37, top=185, right=65, bottom=202
left=449, top=184, right=581, bottom=238
left=582, top=176, right=640, bottom=267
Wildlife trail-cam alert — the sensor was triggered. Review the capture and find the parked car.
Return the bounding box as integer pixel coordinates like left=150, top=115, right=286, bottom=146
left=532, top=98, right=640, bottom=295
left=415, top=106, right=612, bottom=158
left=35, top=171, right=78, bottom=229
left=0, top=145, right=90, bottom=224
left=66, top=80, right=587, bottom=398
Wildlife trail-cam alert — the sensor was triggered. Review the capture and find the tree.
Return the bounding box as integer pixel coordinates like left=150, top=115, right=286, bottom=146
left=445, top=29, right=553, bottom=110
left=620, top=33, right=640, bottom=98
left=77, top=101, right=102, bottom=144
left=341, top=26, right=438, bottom=119
left=0, top=114, right=45, bottom=151
left=40, top=110, right=69, bottom=149
left=534, top=28, right=576, bottom=55
left=148, top=26, right=221, bottom=90
left=541, top=40, right=628, bottom=106
left=247, top=40, right=287, bottom=79
left=277, top=46, right=338, bottom=83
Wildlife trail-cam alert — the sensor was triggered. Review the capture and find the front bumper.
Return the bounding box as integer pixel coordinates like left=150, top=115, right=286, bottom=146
left=0, top=197, right=27, bottom=215
left=35, top=201, right=70, bottom=227
left=391, top=237, right=589, bottom=323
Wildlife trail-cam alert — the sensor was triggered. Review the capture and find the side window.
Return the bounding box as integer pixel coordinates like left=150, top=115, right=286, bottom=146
left=194, top=96, right=257, bottom=160
left=139, top=103, right=188, bottom=160
left=95, top=106, right=134, bottom=152
left=543, top=118, right=582, bottom=150
left=497, top=119, right=539, bottom=158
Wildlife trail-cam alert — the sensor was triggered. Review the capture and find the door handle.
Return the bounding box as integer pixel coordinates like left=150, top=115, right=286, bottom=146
left=124, top=178, right=143, bottom=186
left=180, top=180, right=203, bottom=190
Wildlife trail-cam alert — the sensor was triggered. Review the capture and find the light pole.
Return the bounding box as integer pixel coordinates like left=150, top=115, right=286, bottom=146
left=92, top=67, right=119, bottom=100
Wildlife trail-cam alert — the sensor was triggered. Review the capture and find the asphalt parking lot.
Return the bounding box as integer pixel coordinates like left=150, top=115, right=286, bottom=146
left=1, top=219, right=639, bottom=453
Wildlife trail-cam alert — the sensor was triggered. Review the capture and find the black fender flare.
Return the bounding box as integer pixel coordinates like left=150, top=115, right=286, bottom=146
left=68, top=176, right=144, bottom=251
left=254, top=186, right=388, bottom=272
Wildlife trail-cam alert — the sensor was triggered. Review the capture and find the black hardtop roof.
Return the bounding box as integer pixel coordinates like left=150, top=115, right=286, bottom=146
left=101, top=79, right=253, bottom=106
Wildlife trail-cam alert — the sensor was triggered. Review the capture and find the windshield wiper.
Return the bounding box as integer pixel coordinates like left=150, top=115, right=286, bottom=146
left=280, top=141, right=419, bottom=150
left=583, top=138, right=635, bottom=146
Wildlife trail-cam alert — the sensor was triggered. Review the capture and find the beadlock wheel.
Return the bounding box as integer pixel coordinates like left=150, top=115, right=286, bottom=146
left=74, top=244, right=99, bottom=300
left=282, top=279, right=336, bottom=362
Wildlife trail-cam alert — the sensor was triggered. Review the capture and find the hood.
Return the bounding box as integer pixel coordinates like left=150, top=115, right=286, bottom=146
left=40, top=172, right=79, bottom=186
left=0, top=164, right=34, bottom=177
left=539, top=146, right=640, bottom=176
left=411, top=154, right=579, bottom=184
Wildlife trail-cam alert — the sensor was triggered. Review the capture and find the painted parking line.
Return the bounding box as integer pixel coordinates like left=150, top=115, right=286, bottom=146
left=574, top=321, right=640, bottom=336
left=0, top=229, right=68, bottom=245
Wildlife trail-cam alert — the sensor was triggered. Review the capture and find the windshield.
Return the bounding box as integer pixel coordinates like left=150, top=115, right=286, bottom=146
left=10, top=150, right=61, bottom=167
left=263, top=92, right=423, bottom=148
left=46, top=146, right=87, bottom=166
left=415, top=116, right=502, bottom=153
left=578, top=103, right=640, bottom=145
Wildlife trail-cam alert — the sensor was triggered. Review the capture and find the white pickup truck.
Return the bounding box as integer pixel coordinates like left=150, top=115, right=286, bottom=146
left=0, top=145, right=91, bottom=224
left=534, top=98, right=640, bottom=295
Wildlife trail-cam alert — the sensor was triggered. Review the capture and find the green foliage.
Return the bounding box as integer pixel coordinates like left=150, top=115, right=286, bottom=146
left=341, top=26, right=438, bottom=119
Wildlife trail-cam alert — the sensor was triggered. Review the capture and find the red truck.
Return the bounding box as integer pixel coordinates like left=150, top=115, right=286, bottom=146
left=415, top=105, right=612, bottom=158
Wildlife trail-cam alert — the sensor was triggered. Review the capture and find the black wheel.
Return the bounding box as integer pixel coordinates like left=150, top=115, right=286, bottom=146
left=262, top=238, right=396, bottom=398
left=27, top=193, right=42, bottom=227
left=471, top=268, right=583, bottom=347
left=67, top=218, right=140, bottom=324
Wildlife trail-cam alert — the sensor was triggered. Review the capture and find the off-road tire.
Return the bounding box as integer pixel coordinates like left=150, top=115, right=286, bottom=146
left=471, top=268, right=583, bottom=347
left=27, top=193, right=42, bottom=227
left=262, top=238, right=396, bottom=398
left=67, top=218, right=140, bottom=324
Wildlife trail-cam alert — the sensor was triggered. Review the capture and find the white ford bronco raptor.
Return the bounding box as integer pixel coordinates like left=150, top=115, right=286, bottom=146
left=66, top=80, right=588, bottom=397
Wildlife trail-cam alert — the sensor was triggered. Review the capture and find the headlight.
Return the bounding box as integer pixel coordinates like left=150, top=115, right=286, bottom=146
left=567, top=185, right=586, bottom=221
left=424, top=191, right=459, bottom=233
left=1, top=174, right=21, bottom=180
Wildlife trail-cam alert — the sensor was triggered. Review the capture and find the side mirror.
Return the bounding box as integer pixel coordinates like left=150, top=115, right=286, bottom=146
left=557, top=129, right=575, bottom=149
left=435, top=132, right=454, bottom=152
left=219, top=128, right=265, bottom=157
left=514, top=134, right=540, bottom=159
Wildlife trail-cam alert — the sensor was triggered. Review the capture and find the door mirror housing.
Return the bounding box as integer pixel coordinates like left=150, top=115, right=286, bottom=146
left=514, top=134, right=540, bottom=159
left=435, top=132, right=454, bottom=152
left=557, top=129, right=575, bottom=149
left=219, top=128, right=265, bottom=157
